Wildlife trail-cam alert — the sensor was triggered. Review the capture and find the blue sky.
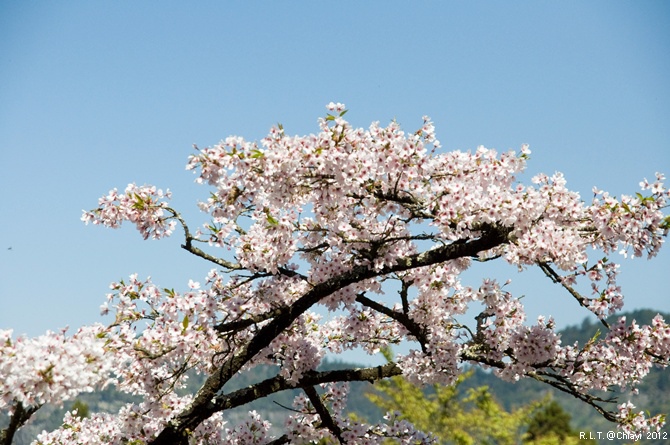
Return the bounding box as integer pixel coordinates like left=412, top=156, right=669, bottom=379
left=1, top=2, right=669, bottom=362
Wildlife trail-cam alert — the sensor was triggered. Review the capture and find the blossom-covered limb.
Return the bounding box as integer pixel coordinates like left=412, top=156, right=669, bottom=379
left=152, top=226, right=510, bottom=443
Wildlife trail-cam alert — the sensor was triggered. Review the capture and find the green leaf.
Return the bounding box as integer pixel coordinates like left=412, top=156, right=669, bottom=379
left=339, top=109, right=348, bottom=117
left=250, top=148, right=264, bottom=158
left=265, top=208, right=279, bottom=226
left=325, top=114, right=335, bottom=121
left=182, top=315, right=189, bottom=331
left=132, top=193, right=148, bottom=209
left=266, top=213, right=279, bottom=226
left=661, top=215, right=670, bottom=230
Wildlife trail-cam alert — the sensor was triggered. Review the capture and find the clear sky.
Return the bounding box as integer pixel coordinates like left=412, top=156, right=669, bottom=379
left=1, top=2, right=669, bottom=362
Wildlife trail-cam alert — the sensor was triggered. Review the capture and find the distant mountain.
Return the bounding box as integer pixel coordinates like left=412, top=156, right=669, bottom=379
left=3, top=309, right=668, bottom=444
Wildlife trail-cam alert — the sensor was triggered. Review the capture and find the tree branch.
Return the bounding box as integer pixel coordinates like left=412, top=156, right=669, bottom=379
left=461, top=344, right=621, bottom=423
left=214, top=305, right=287, bottom=334
left=0, top=402, right=40, bottom=445
left=166, top=206, right=243, bottom=271
left=538, top=261, right=610, bottom=330
left=303, top=386, right=345, bottom=444
left=212, top=363, right=402, bottom=412
left=149, top=225, right=511, bottom=444
left=528, top=371, right=619, bottom=423
left=355, top=293, right=428, bottom=352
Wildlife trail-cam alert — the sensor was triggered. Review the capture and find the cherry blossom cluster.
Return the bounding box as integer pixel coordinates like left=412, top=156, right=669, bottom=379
left=284, top=387, right=341, bottom=444
left=582, top=258, right=624, bottom=318
left=397, top=338, right=462, bottom=387
left=81, top=183, right=175, bottom=240
left=500, top=172, right=587, bottom=270
left=554, top=314, right=670, bottom=395
left=591, top=172, right=669, bottom=259
left=501, top=316, right=561, bottom=381
left=284, top=384, right=436, bottom=444
left=222, top=411, right=271, bottom=445
left=35, top=393, right=226, bottom=445
left=647, top=314, right=670, bottom=358
left=0, top=325, right=113, bottom=412
left=323, top=306, right=404, bottom=356
left=617, top=401, right=666, bottom=435
left=474, top=279, right=527, bottom=359
left=258, top=312, right=326, bottom=383
left=99, top=273, right=223, bottom=397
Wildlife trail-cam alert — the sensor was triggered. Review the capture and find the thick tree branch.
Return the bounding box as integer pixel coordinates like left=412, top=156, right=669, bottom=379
left=150, top=225, right=511, bottom=444
left=400, top=278, right=412, bottom=314
left=212, top=363, right=401, bottom=413
left=0, top=402, right=40, bottom=445
left=266, top=435, right=290, bottom=445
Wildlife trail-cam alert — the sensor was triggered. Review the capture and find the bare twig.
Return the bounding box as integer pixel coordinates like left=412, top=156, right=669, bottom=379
left=538, top=261, right=610, bottom=330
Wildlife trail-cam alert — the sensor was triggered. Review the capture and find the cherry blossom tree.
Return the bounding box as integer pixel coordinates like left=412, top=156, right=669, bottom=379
left=2, top=103, right=670, bottom=444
